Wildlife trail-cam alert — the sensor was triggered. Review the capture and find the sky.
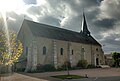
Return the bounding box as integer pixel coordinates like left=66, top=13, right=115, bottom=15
left=0, top=0, right=120, bottom=54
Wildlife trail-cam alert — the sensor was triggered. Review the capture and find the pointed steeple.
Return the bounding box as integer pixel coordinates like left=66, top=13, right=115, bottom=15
left=81, top=12, right=90, bottom=36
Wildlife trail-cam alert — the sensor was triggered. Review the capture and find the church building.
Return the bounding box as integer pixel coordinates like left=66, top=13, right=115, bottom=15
left=17, top=13, right=105, bottom=72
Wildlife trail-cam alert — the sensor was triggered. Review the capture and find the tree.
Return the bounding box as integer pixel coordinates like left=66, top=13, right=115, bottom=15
left=112, top=52, right=120, bottom=67
left=0, top=30, right=23, bottom=80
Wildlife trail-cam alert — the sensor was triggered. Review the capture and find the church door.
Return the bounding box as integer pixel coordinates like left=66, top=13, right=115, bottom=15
left=96, top=58, right=99, bottom=65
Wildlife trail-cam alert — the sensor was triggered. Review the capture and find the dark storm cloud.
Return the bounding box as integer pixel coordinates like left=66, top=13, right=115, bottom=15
left=100, top=33, right=120, bottom=53
left=85, top=9, right=99, bottom=20
left=38, top=16, right=61, bottom=27
left=102, top=44, right=120, bottom=54
left=93, top=19, right=116, bottom=29
left=80, top=0, right=99, bottom=7
left=96, top=0, right=120, bottom=53
left=102, top=34, right=120, bottom=45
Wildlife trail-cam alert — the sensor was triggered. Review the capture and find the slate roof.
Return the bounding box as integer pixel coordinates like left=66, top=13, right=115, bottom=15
left=22, top=19, right=101, bottom=46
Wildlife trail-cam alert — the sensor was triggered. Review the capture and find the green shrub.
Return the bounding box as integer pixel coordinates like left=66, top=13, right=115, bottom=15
left=37, top=64, right=56, bottom=72
left=16, top=68, right=25, bottom=72
left=57, top=67, right=66, bottom=71
left=76, top=60, right=88, bottom=69
left=42, top=64, right=56, bottom=71
left=26, top=70, right=36, bottom=73
left=61, top=61, right=71, bottom=69
left=87, top=64, right=96, bottom=68
left=26, top=64, right=56, bottom=73
left=57, top=61, right=71, bottom=71
left=36, top=63, right=43, bottom=71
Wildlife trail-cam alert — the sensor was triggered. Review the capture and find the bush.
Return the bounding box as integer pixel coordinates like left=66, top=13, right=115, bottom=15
left=87, top=64, right=96, bottom=68
left=42, top=64, right=56, bottom=71
left=37, top=64, right=56, bottom=72
left=76, top=60, right=88, bottom=69
left=27, top=69, right=38, bottom=73
left=61, top=61, right=71, bottom=69
left=36, top=63, right=43, bottom=72
left=57, top=61, right=71, bottom=71
left=16, top=68, right=25, bottom=72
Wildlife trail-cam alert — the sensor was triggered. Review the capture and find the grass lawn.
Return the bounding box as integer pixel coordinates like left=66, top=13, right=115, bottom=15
left=51, top=74, right=86, bottom=79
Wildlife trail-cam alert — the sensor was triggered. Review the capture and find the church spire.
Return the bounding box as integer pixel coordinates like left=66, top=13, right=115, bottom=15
left=81, top=12, right=90, bottom=36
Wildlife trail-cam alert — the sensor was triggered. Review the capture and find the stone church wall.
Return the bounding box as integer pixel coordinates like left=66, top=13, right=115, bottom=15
left=36, top=37, right=53, bottom=65
left=33, top=36, right=104, bottom=68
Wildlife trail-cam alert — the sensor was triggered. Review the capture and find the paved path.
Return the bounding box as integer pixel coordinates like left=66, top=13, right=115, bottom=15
left=23, top=68, right=120, bottom=79
left=63, top=76, right=120, bottom=81
left=1, top=68, right=120, bottom=81
left=23, top=68, right=120, bottom=81
left=0, top=73, right=48, bottom=81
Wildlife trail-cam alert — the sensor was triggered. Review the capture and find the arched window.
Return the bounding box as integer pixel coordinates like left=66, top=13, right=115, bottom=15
left=43, top=46, right=46, bottom=55
left=60, top=48, right=63, bottom=55
left=96, top=48, right=98, bottom=51
left=72, top=49, right=74, bottom=55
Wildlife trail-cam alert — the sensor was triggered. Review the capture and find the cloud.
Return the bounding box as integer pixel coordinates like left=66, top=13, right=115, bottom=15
left=98, top=0, right=120, bottom=20
left=3, top=11, right=25, bottom=32
left=100, top=32, right=120, bottom=53
left=94, top=0, right=120, bottom=53
left=38, top=16, right=61, bottom=27
left=23, top=0, right=37, bottom=4
left=3, top=0, right=120, bottom=53
left=26, top=6, right=40, bottom=15
left=93, top=18, right=116, bottom=29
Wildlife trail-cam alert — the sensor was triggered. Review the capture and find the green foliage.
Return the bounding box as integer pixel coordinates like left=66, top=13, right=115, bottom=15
left=0, top=30, right=23, bottom=74
left=61, top=61, right=71, bottom=69
left=87, top=64, right=96, bottom=68
left=37, top=64, right=56, bottom=72
left=76, top=60, right=88, bottom=68
left=36, top=63, right=43, bottom=72
left=0, top=30, right=23, bottom=66
left=56, top=61, right=72, bottom=75
left=16, top=68, right=25, bottom=72
left=42, top=64, right=56, bottom=71
left=112, top=52, right=120, bottom=67
left=27, top=69, right=38, bottom=73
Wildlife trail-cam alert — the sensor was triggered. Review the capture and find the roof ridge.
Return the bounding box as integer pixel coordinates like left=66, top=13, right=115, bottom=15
left=24, top=19, right=81, bottom=34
